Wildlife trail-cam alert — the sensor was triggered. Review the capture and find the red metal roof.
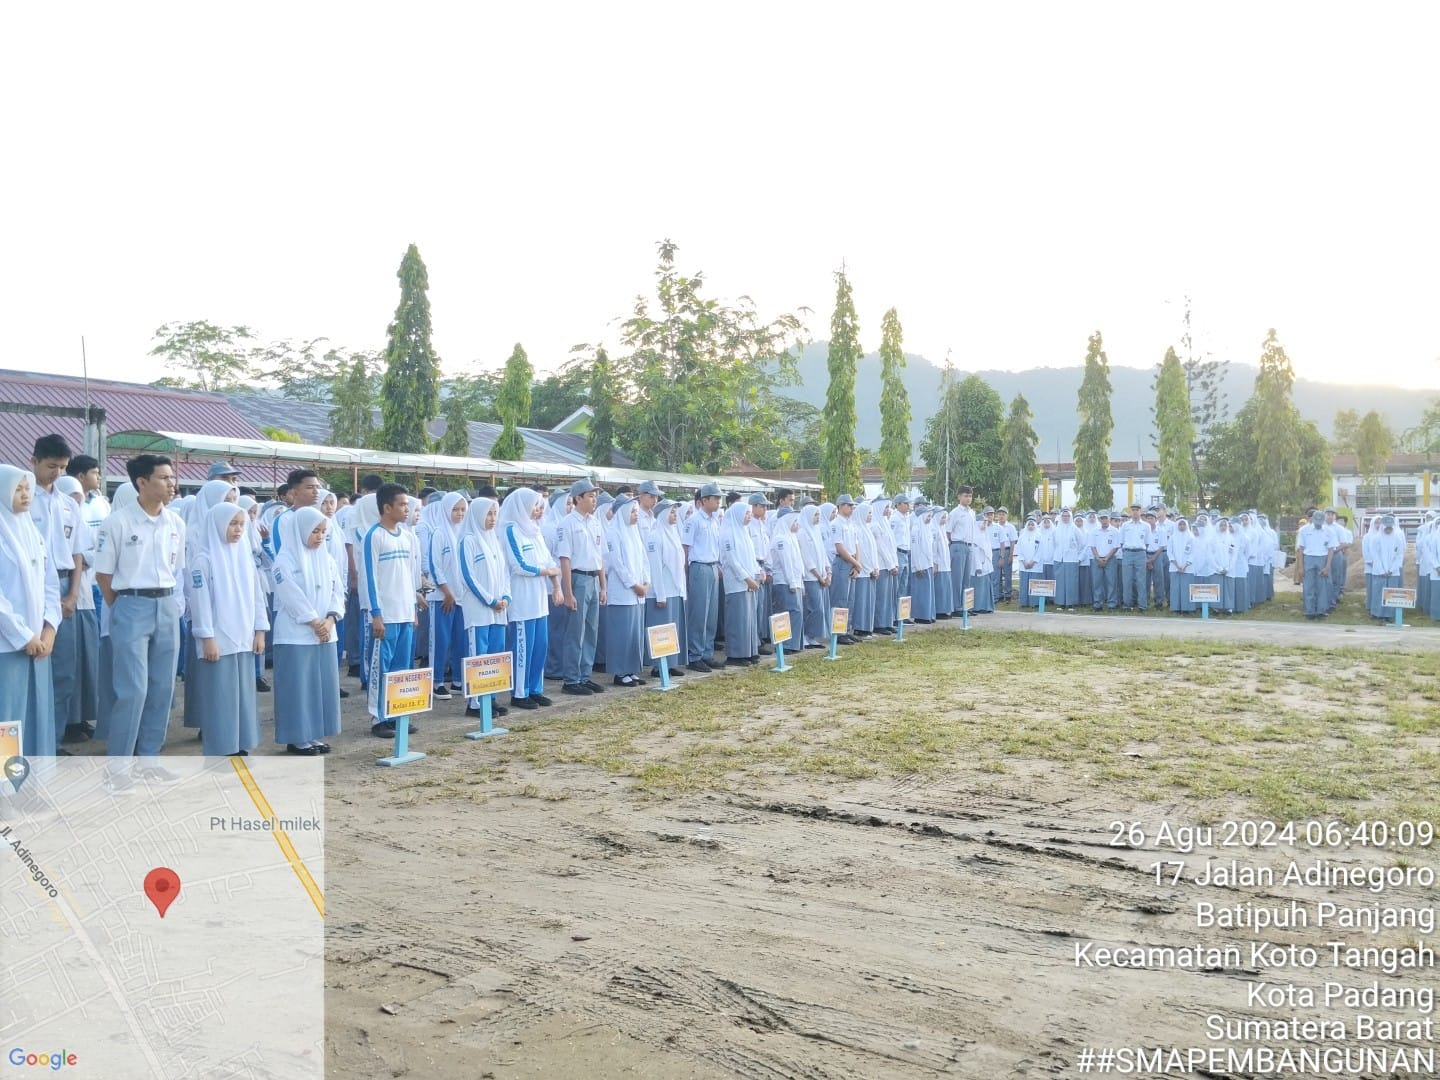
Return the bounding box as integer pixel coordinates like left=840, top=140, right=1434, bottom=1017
left=0, top=368, right=268, bottom=485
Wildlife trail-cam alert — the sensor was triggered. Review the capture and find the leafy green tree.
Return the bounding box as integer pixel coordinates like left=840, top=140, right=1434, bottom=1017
left=530, top=362, right=591, bottom=430
left=150, top=320, right=257, bottom=392
left=1207, top=398, right=1329, bottom=513
left=1402, top=397, right=1440, bottom=456
left=491, top=343, right=533, bottom=460
left=1354, top=410, right=1394, bottom=488
left=260, top=425, right=303, bottom=443
left=1153, top=346, right=1198, bottom=509
left=1252, top=329, right=1303, bottom=515
left=1073, top=331, right=1114, bottom=509
left=445, top=372, right=503, bottom=424
left=877, top=307, right=912, bottom=496
left=998, top=393, right=1041, bottom=515
left=919, top=360, right=959, bottom=506
left=820, top=270, right=863, bottom=498
left=378, top=244, right=442, bottom=453
left=608, top=240, right=806, bottom=473
left=919, top=367, right=1004, bottom=505
left=586, top=348, right=616, bottom=467
left=328, top=354, right=377, bottom=449
left=437, top=391, right=472, bottom=457
left=254, top=338, right=350, bottom=402
left=744, top=397, right=824, bottom=472
left=1178, top=296, right=1228, bottom=503
left=1330, top=408, right=1361, bottom=454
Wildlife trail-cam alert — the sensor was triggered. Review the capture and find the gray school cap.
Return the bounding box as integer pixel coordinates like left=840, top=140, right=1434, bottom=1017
left=425, top=490, right=445, bottom=504
left=776, top=506, right=796, bottom=519
left=836, top=493, right=856, bottom=507
left=655, top=499, right=676, bottom=513
left=1096, top=509, right=1111, bottom=519
left=636, top=480, right=663, bottom=497
left=698, top=481, right=722, bottom=499
left=611, top=494, right=635, bottom=517
left=570, top=478, right=599, bottom=497
left=894, top=493, right=911, bottom=505
left=597, top=490, right=615, bottom=506
left=747, top=492, right=771, bottom=507
left=1382, top=514, right=1397, bottom=527
left=797, top=497, right=817, bottom=510
left=206, top=461, right=241, bottom=480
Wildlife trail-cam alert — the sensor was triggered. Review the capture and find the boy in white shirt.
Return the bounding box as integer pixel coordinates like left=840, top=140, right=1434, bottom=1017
left=364, top=483, right=419, bottom=737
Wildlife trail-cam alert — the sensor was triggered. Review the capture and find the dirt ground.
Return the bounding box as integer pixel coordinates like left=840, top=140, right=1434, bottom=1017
left=67, top=589, right=1440, bottom=1079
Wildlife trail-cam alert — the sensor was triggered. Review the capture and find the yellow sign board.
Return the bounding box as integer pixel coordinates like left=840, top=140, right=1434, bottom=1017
left=897, top=595, right=912, bottom=621
left=646, top=622, right=681, bottom=659
left=769, top=611, right=792, bottom=644
left=1028, top=580, right=1055, bottom=598
left=0, top=721, right=21, bottom=762
left=464, top=652, right=514, bottom=697
left=830, top=607, right=850, bottom=635
left=384, top=667, right=434, bottom=718
left=1382, top=588, right=1417, bottom=609
left=1189, top=583, right=1220, bottom=603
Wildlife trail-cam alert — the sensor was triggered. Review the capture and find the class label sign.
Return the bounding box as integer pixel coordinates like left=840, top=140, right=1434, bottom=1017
left=769, top=611, right=792, bottom=645
left=1382, top=588, right=1417, bottom=609
left=1189, top=583, right=1220, bottom=603
left=897, top=595, right=912, bottom=621
left=464, top=652, right=514, bottom=697
left=384, top=668, right=434, bottom=718
left=646, top=622, right=680, bottom=659
left=830, top=607, right=850, bottom=635
left=0, top=722, right=20, bottom=763
left=1028, top=580, right=1055, bottom=598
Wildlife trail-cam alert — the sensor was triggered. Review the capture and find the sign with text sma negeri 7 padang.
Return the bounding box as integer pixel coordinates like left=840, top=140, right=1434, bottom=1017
left=1189, top=583, right=1221, bottom=604
left=897, top=595, right=912, bottom=621
left=464, top=652, right=514, bottom=697
left=384, top=668, right=434, bottom=718
left=646, top=622, right=681, bottom=659
left=0, top=722, right=20, bottom=763
left=830, top=607, right=850, bottom=635
left=1382, top=588, right=1417, bottom=609
left=963, top=587, right=976, bottom=610
left=1028, top=580, right=1055, bottom=598
left=769, top=611, right=792, bottom=645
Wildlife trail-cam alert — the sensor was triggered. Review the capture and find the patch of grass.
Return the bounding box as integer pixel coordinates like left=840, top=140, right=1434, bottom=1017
left=483, top=628, right=1440, bottom=822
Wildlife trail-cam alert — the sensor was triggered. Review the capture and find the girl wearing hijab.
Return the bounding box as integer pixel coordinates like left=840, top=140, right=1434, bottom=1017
left=271, top=506, right=343, bottom=754
left=1168, top=516, right=1193, bottom=614
left=1369, top=516, right=1405, bottom=621
left=720, top=502, right=761, bottom=664
left=1053, top=510, right=1083, bottom=610
left=427, top=491, right=469, bottom=698
left=1189, top=515, right=1221, bottom=611
left=870, top=498, right=898, bottom=634
left=850, top=502, right=878, bottom=636
left=1228, top=517, right=1251, bottom=614
left=0, top=467, right=61, bottom=757
left=318, top=490, right=348, bottom=664
left=1077, top=511, right=1096, bottom=608
left=644, top=500, right=689, bottom=675
left=1037, top=514, right=1057, bottom=586
left=931, top=509, right=953, bottom=620
left=970, top=532, right=995, bottom=613
left=542, top=489, right=573, bottom=681
left=1016, top=516, right=1041, bottom=607
left=458, top=496, right=512, bottom=716
left=499, top=487, right=561, bottom=709
left=798, top=503, right=830, bottom=648
left=603, top=495, right=650, bottom=686
left=768, top=506, right=806, bottom=649
left=186, top=503, right=268, bottom=756
left=349, top=493, right=382, bottom=691
left=909, top=506, right=936, bottom=623
left=1414, top=515, right=1434, bottom=617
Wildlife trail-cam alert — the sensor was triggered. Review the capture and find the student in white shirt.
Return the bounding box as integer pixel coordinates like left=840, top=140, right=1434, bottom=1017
left=1295, top=510, right=1336, bottom=620
left=54, top=475, right=101, bottom=744
left=93, top=454, right=185, bottom=781
left=364, top=484, right=420, bottom=735
left=1368, top=515, right=1406, bottom=621
left=500, top=487, right=562, bottom=709
left=603, top=495, right=651, bottom=686
left=0, top=466, right=61, bottom=758
left=644, top=500, right=689, bottom=675
left=271, top=506, right=344, bottom=754
left=30, top=434, right=86, bottom=750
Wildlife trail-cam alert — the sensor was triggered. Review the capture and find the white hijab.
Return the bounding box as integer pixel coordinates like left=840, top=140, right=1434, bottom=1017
left=649, top=502, right=687, bottom=598
left=721, top=501, right=758, bottom=572
left=0, top=466, right=45, bottom=637
left=274, top=506, right=332, bottom=598
left=798, top=503, right=827, bottom=574
left=193, top=502, right=256, bottom=652
left=459, top=497, right=507, bottom=601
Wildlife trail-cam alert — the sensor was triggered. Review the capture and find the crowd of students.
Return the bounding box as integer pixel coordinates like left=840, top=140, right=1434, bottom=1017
left=3, top=433, right=1438, bottom=775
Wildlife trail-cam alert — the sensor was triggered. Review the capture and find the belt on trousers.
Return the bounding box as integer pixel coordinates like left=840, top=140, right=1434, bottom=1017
left=897, top=548, right=909, bottom=553
left=692, top=561, right=718, bottom=566
left=1124, top=548, right=1145, bottom=552
left=572, top=569, right=599, bottom=576
left=116, top=587, right=174, bottom=598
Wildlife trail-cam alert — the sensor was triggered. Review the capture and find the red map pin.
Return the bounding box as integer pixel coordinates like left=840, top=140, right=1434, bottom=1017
left=144, top=868, right=181, bottom=918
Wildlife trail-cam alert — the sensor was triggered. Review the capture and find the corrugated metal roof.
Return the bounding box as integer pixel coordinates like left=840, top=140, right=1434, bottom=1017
left=0, top=368, right=266, bottom=483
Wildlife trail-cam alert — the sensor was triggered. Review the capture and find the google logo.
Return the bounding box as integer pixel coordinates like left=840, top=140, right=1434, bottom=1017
left=7, top=1049, right=77, bottom=1069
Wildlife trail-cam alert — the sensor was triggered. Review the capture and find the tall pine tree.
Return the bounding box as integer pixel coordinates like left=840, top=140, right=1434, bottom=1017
left=328, top=354, right=376, bottom=449
left=1073, top=331, right=1114, bottom=510
left=998, top=393, right=1041, bottom=515
left=378, top=244, right=442, bottom=453
left=587, top=348, right=616, bottom=467
left=877, top=307, right=912, bottom=496
left=1153, top=346, right=1198, bottom=509
left=1253, top=328, right=1302, bottom=515
left=820, top=269, right=862, bottom=498
left=491, top=343, right=533, bottom=460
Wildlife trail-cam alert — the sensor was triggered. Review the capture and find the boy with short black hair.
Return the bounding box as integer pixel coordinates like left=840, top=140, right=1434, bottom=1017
left=364, top=483, right=419, bottom=736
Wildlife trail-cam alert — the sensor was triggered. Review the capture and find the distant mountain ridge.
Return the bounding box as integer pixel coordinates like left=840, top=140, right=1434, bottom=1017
left=783, top=342, right=1433, bottom=461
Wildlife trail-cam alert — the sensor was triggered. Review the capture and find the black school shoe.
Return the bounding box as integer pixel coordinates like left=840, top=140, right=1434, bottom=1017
left=534, top=694, right=554, bottom=707
left=614, top=674, right=643, bottom=687
left=510, top=697, right=539, bottom=710
left=583, top=679, right=606, bottom=693
left=286, top=744, right=322, bottom=756
left=651, top=666, right=684, bottom=678
left=563, top=683, right=592, bottom=696
left=256, top=677, right=272, bottom=692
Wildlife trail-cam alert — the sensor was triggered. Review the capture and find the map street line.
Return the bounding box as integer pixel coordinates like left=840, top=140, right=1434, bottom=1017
left=228, top=757, right=325, bottom=918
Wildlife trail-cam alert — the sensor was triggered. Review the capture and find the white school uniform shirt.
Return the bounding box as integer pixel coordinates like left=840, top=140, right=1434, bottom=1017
left=646, top=517, right=688, bottom=600
left=682, top=508, right=722, bottom=563
left=890, top=509, right=912, bottom=552
left=1167, top=526, right=1193, bottom=571
left=271, top=508, right=345, bottom=646
left=1116, top=519, right=1149, bottom=552
left=946, top=505, right=975, bottom=547
left=720, top=504, right=760, bottom=594
left=747, top=514, right=771, bottom=570
left=1035, top=524, right=1056, bottom=564
left=0, top=467, right=62, bottom=650
left=1296, top=522, right=1334, bottom=558
left=556, top=509, right=605, bottom=572
left=605, top=510, right=650, bottom=606
left=499, top=490, right=558, bottom=623
left=1372, top=530, right=1405, bottom=577
left=457, top=499, right=510, bottom=629
left=770, top=522, right=806, bottom=589
left=361, top=523, right=415, bottom=624
left=186, top=503, right=269, bottom=656
left=1090, top=524, right=1120, bottom=561
left=93, top=500, right=186, bottom=591
left=985, top=521, right=1006, bottom=552
left=1015, top=526, right=1040, bottom=568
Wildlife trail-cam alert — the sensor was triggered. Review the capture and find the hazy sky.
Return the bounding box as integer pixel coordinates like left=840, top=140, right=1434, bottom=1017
left=5, top=2, right=1439, bottom=394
